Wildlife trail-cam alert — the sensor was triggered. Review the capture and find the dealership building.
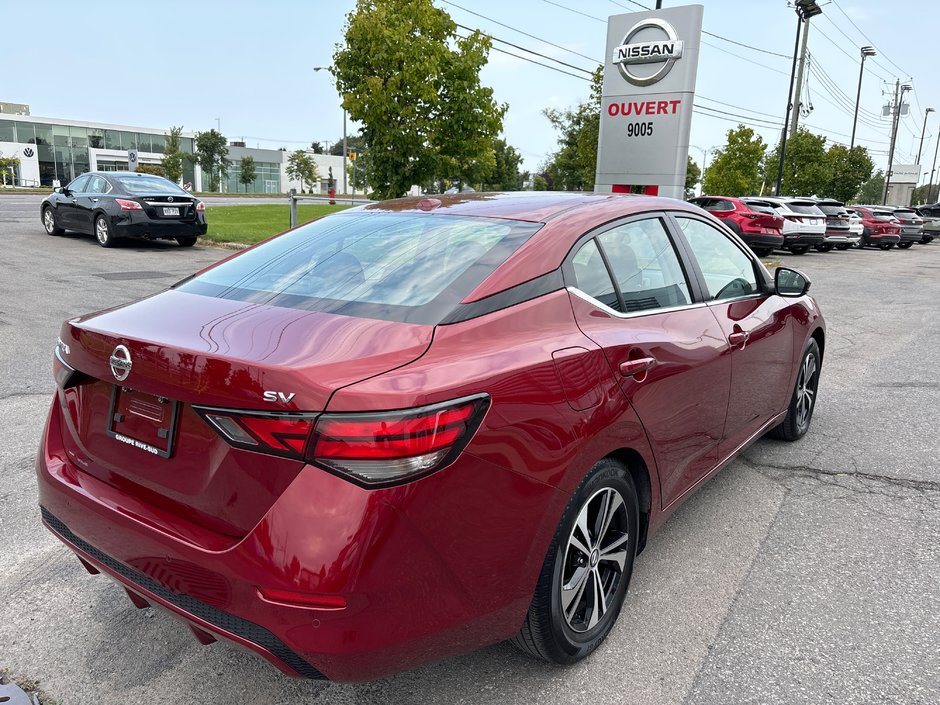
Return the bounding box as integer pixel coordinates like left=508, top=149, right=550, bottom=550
left=0, top=103, right=351, bottom=194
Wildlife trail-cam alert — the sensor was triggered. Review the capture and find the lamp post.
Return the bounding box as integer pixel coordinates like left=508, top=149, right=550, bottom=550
left=916, top=107, right=935, bottom=166
left=930, top=131, right=940, bottom=204
left=690, top=145, right=712, bottom=195
left=775, top=0, right=823, bottom=196
left=850, top=46, right=876, bottom=149
left=313, top=66, right=347, bottom=197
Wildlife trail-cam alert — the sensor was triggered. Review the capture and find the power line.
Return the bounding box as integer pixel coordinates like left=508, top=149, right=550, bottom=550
left=700, top=39, right=789, bottom=77
left=457, top=24, right=596, bottom=75
left=472, top=38, right=594, bottom=82
left=830, top=0, right=910, bottom=78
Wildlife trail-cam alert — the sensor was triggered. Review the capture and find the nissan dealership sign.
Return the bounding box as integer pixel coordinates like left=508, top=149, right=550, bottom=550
left=595, top=5, right=703, bottom=199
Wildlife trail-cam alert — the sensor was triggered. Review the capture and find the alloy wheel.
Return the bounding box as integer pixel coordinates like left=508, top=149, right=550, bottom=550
left=560, top=487, right=629, bottom=633
left=43, top=209, right=55, bottom=233
left=96, top=217, right=109, bottom=245
left=795, top=352, right=818, bottom=431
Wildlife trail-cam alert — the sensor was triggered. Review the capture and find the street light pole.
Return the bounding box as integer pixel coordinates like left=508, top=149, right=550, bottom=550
left=313, top=66, right=347, bottom=197
left=850, top=47, right=876, bottom=149
left=930, top=131, right=940, bottom=204
left=775, top=1, right=822, bottom=196
left=916, top=107, right=935, bottom=166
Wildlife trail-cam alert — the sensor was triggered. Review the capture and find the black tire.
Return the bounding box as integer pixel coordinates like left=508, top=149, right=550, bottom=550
left=835, top=244, right=849, bottom=250
left=94, top=214, right=115, bottom=248
left=769, top=338, right=821, bottom=442
left=176, top=236, right=198, bottom=247
left=752, top=247, right=773, bottom=258
left=789, top=245, right=809, bottom=255
left=511, top=458, right=638, bottom=665
left=897, top=241, right=914, bottom=249
left=921, top=236, right=933, bottom=244
left=814, top=244, right=834, bottom=252
left=879, top=243, right=894, bottom=250
left=42, top=206, right=64, bottom=236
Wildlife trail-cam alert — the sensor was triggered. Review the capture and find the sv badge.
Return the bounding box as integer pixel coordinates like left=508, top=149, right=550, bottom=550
left=263, top=391, right=296, bottom=404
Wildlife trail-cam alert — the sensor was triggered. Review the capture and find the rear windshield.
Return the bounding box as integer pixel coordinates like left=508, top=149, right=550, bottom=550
left=114, top=175, right=188, bottom=195
left=872, top=211, right=895, bottom=221
left=177, top=211, right=541, bottom=324
left=742, top=200, right=777, bottom=214
left=816, top=204, right=846, bottom=216
left=785, top=202, right=824, bottom=216
left=691, top=198, right=735, bottom=212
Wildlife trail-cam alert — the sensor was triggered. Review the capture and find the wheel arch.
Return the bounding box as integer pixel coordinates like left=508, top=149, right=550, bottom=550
left=605, top=448, right=652, bottom=554
left=810, top=326, right=825, bottom=363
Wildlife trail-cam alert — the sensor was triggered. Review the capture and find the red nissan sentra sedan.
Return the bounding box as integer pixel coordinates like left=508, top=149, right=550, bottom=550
left=38, top=192, right=825, bottom=681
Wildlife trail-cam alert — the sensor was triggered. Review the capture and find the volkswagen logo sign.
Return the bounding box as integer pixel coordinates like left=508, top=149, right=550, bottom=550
left=109, top=345, right=133, bottom=382
left=612, top=18, right=684, bottom=87
left=23, top=147, right=35, bottom=158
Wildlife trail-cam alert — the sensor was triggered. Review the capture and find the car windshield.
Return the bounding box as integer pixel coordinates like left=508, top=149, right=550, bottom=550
left=114, top=175, right=188, bottom=195
left=785, top=202, right=824, bottom=216
left=815, top=204, right=845, bottom=215
left=177, top=211, right=541, bottom=324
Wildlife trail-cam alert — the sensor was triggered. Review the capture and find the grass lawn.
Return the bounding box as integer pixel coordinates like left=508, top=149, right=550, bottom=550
left=203, top=204, right=353, bottom=245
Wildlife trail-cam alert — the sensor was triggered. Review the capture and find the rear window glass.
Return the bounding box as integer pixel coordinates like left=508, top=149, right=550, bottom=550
left=177, top=212, right=541, bottom=324
left=816, top=204, right=845, bottom=215
left=785, top=202, right=824, bottom=216
left=742, top=200, right=776, bottom=214
left=692, top=198, right=735, bottom=212
left=114, top=175, right=188, bottom=195
left=872, top=212, right=895, bottom=221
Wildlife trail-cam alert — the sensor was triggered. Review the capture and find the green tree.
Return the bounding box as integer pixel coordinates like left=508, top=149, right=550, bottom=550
left=542, top=67, right=603, bottom=191
left=161, top=126, right=185, bottom=184
left=333, top=0, right=505, bottom=198
left=685, top=156, right=701, bottom=198
left=485, top=139, right=525, bottom=190
left=327, top=166, right=335, bottom=190
left=703, top=125, right=767, bottom=196
left=329, top=134, right=366, bottom=157
left=912, top=182, right=939, bottom=205
left=238, top=155, right=257, bottom=193
left=855, top=170, right=885, bottom=204
left=286, top=150, right=319, bottom=193
left=533, top=174, right=548, bottom=191
left=194, top=129, right=230, bottom=192
left=0, top=155, right=20, bottom=186
left=310, top=141, right=325, bottom=154
left=765, top=129, right=830, bottom=196
left=823, top=144, right=874, bottom=203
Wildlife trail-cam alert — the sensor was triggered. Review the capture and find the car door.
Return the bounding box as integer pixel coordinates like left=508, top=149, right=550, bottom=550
left=669, top=214, right=794, bottom=458
left=57, top=174, right=90, bottom=229
left=74, top=175, right=109, bottom=233
left=564, top=213, right=732, bottom=509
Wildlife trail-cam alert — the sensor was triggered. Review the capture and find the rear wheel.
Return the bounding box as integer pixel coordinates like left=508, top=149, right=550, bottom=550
left=922, top=235, right=933, bottom=244
left=835, top=244, right=849, bottom=250
left=42, top=206, right=64, bottom=236
left=95, top=214, right=115, bottom=248
left=789, top=245, right=809, bottom=255
left=814, top=244, right=834, bottom=252
left=897, top=241, right=914, bottom=249
left=879, top=243, right=894, bottom=250
left=753, top=247, right=773, bottom=257
left=512, top=458, right=638, bottom=665
left=770, top=338, right=821, bottom=442
left=176, top=236, right=197, bottom=247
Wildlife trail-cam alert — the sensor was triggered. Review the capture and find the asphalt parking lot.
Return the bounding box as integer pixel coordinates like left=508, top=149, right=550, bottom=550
left=2, top=193, right=938, bottom=705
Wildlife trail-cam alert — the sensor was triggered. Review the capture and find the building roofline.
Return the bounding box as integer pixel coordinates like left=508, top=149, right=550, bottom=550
left=3, top=113, right=197, bottom=138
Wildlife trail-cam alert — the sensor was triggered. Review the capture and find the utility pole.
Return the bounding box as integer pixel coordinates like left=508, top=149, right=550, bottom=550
left=882, top=81, right=911, bottom=205
left=789, top=16, right=812, bottom=138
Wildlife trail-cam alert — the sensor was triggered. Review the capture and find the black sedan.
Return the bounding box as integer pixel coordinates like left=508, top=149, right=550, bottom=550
left=40, top=171, right=207, bottom=248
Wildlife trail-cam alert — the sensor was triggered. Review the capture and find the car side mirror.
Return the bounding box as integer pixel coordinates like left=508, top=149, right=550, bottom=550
left=775, top=267, right=811, bottom=297
left=53, top=186, right=63, bottom=194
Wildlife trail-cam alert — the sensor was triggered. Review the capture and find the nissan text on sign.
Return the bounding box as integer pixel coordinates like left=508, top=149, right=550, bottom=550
left=595, top=5, right=703, bottom=199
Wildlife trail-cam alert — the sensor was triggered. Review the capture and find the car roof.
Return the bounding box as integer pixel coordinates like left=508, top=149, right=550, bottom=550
left=360, top=191, right=690, bottom=223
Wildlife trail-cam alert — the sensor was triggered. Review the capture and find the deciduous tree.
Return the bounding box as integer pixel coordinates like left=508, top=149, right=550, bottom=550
left=855, top=170, right=885, bottom=204
left=685, top=156, right=701, bottom=198
left=703, top=125, right=766, bottom=196
left=194, top=129, right=230, bottom=192
left=238, top=155, right=257, bottom=193
left=333, top=0, right=505, bottom=198
left=542, top=67, right=603, bottom=191
left=286, top=150, right=319, bottom=193
left=161, top=126, right=185, bottom=184
left=486, top=139, right=525, bottom=190
left=824, top=144, right=874, bottom=203
left=765, top=129, right=830, bottom=196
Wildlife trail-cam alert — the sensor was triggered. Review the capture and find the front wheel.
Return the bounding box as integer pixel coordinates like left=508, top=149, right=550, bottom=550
left=897, top=241, right=914, bottom=249
left=789, top=245, right=809, bottom=255
left=921, top=236, right=933, bottom=245
left=511, top=458, right=638, bottom=665
left=879, top=243, right=894, bottom=250
left=752, top=247, right=773, bottom=258
left=95, top=215, right=116, bottom=248
left=835, top=244, right=849, bottom=250
left=42, top=206, right=64, bottom=236
left=814, top=244, right=834, bottom=252
left=770, top=338, right=821, bottom=442
left=176, top=236, right=197, bottom=247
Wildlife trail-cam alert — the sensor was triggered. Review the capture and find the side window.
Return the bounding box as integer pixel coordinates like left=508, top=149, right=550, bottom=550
left=675, top=217, right=759, bottom=301
left=597, top=218, right=691, bottom=312
left=86, top=176, right=109, bottom=194
left=67, top=174, right=90, bottom=193
left=571, top=239, right=619, bottom=311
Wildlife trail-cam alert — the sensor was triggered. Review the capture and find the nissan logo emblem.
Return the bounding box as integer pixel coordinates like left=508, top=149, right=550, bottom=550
left=612, top=18, right=684, bottom=87
left=167, top=196, right=174, bottom=202
left=109, top=345, right=133, bottom=382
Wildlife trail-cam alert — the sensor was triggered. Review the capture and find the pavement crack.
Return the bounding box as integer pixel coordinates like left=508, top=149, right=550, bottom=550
left=737, top=454, right=940, bottom=494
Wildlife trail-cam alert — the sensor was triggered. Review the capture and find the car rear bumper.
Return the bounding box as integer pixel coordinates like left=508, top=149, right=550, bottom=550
left=110, top=212, right=207, bottom=240
left=36, top=393, right=557, bottom=681
left=783, top=232, right=825, bottom=246
left=863, top=229, right=901, bottom=244
left=739, top=232, right=785, bottom=248
left=822, top=230, right=860, bottom=245
left=898, top=230, right=922, bottom=243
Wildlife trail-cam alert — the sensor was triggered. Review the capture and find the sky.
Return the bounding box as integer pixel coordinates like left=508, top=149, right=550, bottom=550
left=3, top=0, right=938, bottom=182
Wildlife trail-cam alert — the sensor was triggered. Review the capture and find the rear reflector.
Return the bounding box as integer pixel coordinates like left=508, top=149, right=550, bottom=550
left=257, top=587, right=347, bottom=610
left=116, top=198, right=143, bottom=211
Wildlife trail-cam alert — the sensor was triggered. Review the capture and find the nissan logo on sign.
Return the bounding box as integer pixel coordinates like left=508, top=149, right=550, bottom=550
left=612, top=18, right=684, bottom=86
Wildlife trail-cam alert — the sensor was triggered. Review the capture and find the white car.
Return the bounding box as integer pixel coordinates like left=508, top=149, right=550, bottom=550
left=761, top=197, right=827, bottom=255
left=845, top=208, right=865, bottom=243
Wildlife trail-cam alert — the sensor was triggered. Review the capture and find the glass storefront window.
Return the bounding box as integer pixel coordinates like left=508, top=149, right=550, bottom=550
left=0, top=119, right=14, bottom=142
left=181, top=137, right=194, bottom=154
left=104, top=130, right=120, bottom=150
left=13, top=121, right=35, bottom=143
left=135, top=133, right=151, bottom=152
left=70, top=126, right=88, bottom=151
left=88, top=129, right=104, bottom=149
left=122, top=132, right=138, bottom=150
left=33, top=123, right=52, bottom=146
left=52, top=124, right=71, bottom=148
left=149, top=133, right=165, bottom=153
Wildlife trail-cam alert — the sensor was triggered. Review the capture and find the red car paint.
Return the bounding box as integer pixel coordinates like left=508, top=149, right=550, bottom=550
left=851, top=206, right=902, bottom=245
left=37, top=192, right=824, bottom=681
left=689, top=196, right=785, bottom=254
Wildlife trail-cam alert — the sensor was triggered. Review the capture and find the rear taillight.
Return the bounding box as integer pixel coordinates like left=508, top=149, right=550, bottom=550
left=309, top=395, right=490, bottom=486
left=116, top=199, right=143, bottom=211
left=53, top=339, right=87, bottom=389
left=785, top=215, right=804, bottom=223
left=195, top=200, right=205, bottom=212
left=195, top=394, right=490, bottom=487
left=742, top=213, right=761, bottom=219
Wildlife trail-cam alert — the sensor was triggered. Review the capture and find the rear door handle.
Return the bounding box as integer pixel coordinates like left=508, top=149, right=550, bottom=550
left=91, top=198, right=99, bottom=202
left=619, top=357, right=656, bottom=378
left=729, top=331, right=750, bottom=346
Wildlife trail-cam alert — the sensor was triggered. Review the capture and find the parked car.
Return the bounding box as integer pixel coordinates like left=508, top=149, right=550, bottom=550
left=38, top=192, right=825, bottom=681
left=688, top=196, right=785, bottom=256
left=886, top=206, right=924, bottom=248
left=761, top=197, right=827, bottom=254
left=851, top=206, right=902, bottom=249
left=915, top=203, right=940, bottom=243
left=845, top=208, right=865, bottom=243
left=40, top=171, right=207, bottom=248
left=813, top=199, right=860, bottom=251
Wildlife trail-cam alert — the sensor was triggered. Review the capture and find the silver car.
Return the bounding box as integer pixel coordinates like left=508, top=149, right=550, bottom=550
left=761, top=197, right=827, bottom=255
